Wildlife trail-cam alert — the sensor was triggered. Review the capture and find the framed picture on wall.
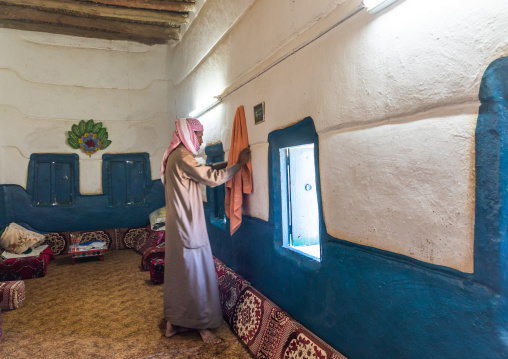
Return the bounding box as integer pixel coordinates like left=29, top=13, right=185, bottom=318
left=254, top=102, right=265, bottom=124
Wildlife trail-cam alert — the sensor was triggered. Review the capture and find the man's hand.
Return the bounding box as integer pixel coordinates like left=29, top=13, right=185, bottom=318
left=237, top=147, right=251, bottom=166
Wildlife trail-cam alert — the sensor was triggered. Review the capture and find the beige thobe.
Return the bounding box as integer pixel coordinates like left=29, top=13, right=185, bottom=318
left=164, top=145, right=240, bottom=329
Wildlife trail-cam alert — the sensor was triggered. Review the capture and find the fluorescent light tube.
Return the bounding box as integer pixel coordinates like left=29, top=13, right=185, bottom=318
left=189, top=97, right=222, bottom=118
left=363, top=0, right=398, bottom=14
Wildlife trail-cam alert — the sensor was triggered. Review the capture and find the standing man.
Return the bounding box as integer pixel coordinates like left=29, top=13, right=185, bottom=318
left=160, top=117, right=251, bottom=344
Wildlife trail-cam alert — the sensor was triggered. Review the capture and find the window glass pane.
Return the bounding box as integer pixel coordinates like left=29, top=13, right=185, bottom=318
left=289, top=145, right=319, bottom=246
left=280, top=144, right=320, bottom=260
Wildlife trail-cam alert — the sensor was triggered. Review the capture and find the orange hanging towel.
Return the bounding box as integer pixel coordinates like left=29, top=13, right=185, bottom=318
left=225, top=105, right=253, bottom=235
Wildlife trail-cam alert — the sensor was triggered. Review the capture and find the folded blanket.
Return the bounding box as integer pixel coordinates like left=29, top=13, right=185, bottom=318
left=76, top=241, right=107, bottom=251
left=1, top=245, right=49, bottom=260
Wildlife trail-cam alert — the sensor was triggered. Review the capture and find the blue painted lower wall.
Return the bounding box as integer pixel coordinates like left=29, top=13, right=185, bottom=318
left=206, top=209, right=506, bottom=358
left=0, top=181, right=165, bottom=232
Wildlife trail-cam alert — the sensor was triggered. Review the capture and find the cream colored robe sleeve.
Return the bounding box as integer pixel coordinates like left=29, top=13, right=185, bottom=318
left=180, top=153, right=241, bottom=187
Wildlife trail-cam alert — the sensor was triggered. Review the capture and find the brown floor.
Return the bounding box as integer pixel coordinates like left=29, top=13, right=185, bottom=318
left=0, top=249, right=253, bottom=359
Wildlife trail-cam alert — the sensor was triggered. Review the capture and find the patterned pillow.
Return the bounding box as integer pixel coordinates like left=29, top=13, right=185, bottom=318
left=0, top=223, right=46, bottom=254
left=43, top=233, right=67, bottom=255
left=132, top=229, right=164, bottom=255
left=149, top=207, right=166, bottom=231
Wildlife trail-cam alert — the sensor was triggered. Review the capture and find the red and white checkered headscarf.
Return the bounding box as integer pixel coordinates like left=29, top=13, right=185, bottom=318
left=160, top=118, right=204, bottom=185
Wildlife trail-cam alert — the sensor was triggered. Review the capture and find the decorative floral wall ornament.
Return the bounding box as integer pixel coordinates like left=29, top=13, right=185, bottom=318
left=67, top=119, right=111, bottom=156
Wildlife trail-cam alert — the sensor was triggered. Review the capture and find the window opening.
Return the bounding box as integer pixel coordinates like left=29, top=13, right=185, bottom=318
left=280, top=144, right=320, bottom=260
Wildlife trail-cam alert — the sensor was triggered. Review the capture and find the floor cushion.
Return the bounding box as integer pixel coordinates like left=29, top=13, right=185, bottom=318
left=132, top=229, right=164, bottom=255
left=0, top=280, right=25, bottom=310
left=0, top=247, right=55, bottom=281
left=214, top=256, right=251, bottom=325
left=141, top=246, right=165, bottom=271
left=214, top=257, right=348, bottom=359
left=150, top=258, right=165, bottom=284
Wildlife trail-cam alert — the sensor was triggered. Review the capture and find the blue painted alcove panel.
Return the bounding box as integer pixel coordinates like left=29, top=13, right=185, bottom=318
left=103, top=153, right=151, bottom=206
left=27, top=154, right=79, bottom=206
left=206, top=57, right=508, bottom=358
left=0, top=152, right=165, bottom=232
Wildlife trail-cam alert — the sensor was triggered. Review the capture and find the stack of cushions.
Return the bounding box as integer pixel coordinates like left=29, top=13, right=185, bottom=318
left=0, top=280, right=25, bottom=310
left=136, top=207, right=166, bottom=271
left=0, top=223, right=45, bottom=255
left=0, top=223, right=55, bottom=281
left=0, top=249, right=54, bottom=281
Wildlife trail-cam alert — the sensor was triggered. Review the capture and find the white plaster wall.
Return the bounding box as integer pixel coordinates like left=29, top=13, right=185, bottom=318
left=0, top=29, right=173, bottom=193
left=320, top=111, right=477, bottom=271
left=170, top=0, right=508, bottom=272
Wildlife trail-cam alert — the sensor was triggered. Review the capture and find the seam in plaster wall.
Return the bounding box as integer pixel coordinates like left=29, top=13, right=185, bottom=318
left=19, top=33, right=153, bottom=53
left=0, top=146, right=30, bottom=159
left=0, top=104, right=169, bottom=124
left=0, top=67, right=167, bottom=91
left=318, top=101, right=481, bottom=137
left=0, top=143, right=165, bottom=161
left=7, top=146, right=167, bottom=161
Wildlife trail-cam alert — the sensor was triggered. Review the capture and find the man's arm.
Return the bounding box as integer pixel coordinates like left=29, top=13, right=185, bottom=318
left=182, top=147, right=251, bottom=187
left=210, top=161, right=228, bottom=170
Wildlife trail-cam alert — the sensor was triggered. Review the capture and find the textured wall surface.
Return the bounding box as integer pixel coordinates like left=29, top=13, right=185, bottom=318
left=171, top=0, right=508, bottom=271
left=0, top=29, right=174, bottom=193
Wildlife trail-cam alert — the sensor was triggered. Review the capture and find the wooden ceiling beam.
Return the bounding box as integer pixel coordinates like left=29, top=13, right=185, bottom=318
left=0, top=0, right=189, bottom=24
left=80, top=0, right=196, bottom=13
left=0, top=5, right=180, bottom=44
left=0, top=19, right=170, bottom=44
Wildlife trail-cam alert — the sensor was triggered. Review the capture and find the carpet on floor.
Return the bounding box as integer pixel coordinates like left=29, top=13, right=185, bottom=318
left=0, top=249, right=253, bottom=359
